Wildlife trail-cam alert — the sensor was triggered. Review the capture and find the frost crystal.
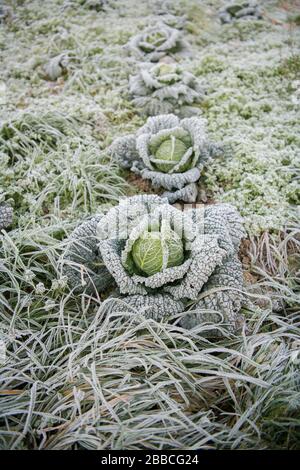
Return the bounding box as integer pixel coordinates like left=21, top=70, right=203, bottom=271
left=110, top=114, right=219, bottom=203
left=129, top=62, right=205, bottom=117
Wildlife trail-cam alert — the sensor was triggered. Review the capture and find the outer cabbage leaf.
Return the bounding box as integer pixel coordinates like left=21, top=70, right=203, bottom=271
left=180, top=254, right=244, bottom=334
left=108, top=293, right=185, bottom=321
left=162, top=182, right=198, bottom=204
left=43, top=54, right=69, bottom=81
left=62, top=195, right=245, bottom=336
left=62, top=215, right=114, bottom=294
left=109, top=134, right=139, bottom=170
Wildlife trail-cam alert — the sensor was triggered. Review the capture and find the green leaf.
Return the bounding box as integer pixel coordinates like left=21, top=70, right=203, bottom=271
left=154, top=135, right=191, bottom=173
left=132, top=229, right=184, bottom=276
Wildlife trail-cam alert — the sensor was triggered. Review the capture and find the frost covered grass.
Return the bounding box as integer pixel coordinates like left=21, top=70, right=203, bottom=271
left=0, top=0, right=299, bottom=450
left=0, top=223, right=299, bottom=449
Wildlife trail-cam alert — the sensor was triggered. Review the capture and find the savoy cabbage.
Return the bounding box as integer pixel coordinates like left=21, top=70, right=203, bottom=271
left=125, top=23, right=187, bottom=62
left=129, top=62, right=205, bottom=117
left=110, top=114, right=221, bottom=203
left=43, top=53, right=69, bottom=81
left=61, top=215, right=114, bottom=295
left=62, top=195, right=245, bottom=334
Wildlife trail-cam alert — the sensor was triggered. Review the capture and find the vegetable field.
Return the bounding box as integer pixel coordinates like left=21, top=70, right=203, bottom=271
left=0, top=0, right=299, bottom=450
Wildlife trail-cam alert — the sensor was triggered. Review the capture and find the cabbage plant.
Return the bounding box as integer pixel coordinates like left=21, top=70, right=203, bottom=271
left=126, top=23, right=186, bottom=62
left=219, top=1, right=262, bottom=23
left=80, top=0, right=110, bottom=12
left=110, top=114, right=220, bottom=203
left=0, top=203, right=13, bottom=231
left=156, top=13, right=186, bottom=30
left=63, top=195, right=245, bottom=334
left=129, top=62, right=205, bottom=117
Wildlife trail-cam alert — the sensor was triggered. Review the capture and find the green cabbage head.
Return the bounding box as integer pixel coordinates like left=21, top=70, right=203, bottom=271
left=110, top=114, right=218, bottom=203
left=126, top=221, right=184, bottom=276
left=149, top=130, right=193, bottom=173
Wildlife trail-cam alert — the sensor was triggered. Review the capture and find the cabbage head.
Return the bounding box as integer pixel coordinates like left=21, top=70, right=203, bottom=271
left=129, top=62, right=205, bottom=117
left=0, top=203, right=13, bottom=231
left=110, top=114, right=221, bottom=203
left=125, top=23, right=186, bottom=62
left=97, top=195, right=246, bottom=334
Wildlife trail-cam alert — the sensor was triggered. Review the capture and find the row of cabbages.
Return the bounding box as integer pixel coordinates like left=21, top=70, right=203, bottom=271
left=62, top=9, right=247, bottom=335
left=113, top=18, right=219, bottom=204
left=126, top=24, right=205, bottom=118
